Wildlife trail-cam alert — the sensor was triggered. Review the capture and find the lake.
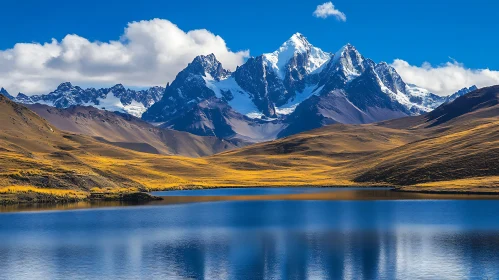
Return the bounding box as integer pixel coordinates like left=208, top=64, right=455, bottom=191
left=1, top=187, right=499, bottom=279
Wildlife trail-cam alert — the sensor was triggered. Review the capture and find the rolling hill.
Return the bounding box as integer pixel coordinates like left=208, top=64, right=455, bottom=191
left=354, top=86, right=499, bottom=191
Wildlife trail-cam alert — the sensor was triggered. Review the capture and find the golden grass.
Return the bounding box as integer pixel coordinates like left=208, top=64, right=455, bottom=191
left=0, top=186, right=88, bottom=199
left=402, top=177, right=499, bottom=193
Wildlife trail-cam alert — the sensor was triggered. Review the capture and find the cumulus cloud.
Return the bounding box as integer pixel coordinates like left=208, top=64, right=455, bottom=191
left=0, top=19, right=249, bottom=95
left=392, top=59, right=499, bottom=96
left=313, top=2, right=347, bottom=21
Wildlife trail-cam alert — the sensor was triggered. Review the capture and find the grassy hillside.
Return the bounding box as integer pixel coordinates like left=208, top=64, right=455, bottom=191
left=353, top=87, right=499, bottom=191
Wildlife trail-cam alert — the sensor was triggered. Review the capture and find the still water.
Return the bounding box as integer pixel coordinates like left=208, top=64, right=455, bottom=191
left=1, top=188, right=499, bottom=279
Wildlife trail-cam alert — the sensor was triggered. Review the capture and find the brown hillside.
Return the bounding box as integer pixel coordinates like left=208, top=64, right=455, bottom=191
left=28, top=104, right=244, bottom=157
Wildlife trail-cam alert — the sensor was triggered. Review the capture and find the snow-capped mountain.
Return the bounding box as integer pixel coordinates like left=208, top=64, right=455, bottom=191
left=12, top=83, right=165, bottom=117
left=142, top=54, right=285, bottom=141
left=143, top=33, right=470, bottom=140
left=444, top=85, right=479, bottom=103
left=5, top=32, right=478, bottom=141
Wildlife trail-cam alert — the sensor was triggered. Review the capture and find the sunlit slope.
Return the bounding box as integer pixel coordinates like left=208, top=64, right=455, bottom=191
left=0, top=93, right=402, bottom=192
left=203, top=123, right=423, bottom=186
left=353, top=87, right=499, bottom=191
left=0, top=95, right=141, bottom=191
left=220, top=123, right=421, bottom=158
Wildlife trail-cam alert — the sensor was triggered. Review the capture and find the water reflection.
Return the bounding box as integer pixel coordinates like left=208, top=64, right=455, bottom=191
left=1, top=199, right=499, bottom=279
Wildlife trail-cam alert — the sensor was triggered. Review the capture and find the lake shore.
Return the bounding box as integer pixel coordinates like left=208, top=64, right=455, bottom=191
left=0, top=191, right=162, bottom=206
left=2, top=185, right=499, bottom=212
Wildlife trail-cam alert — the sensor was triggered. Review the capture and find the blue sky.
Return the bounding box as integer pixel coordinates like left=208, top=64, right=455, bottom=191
left=1, top=0, right=498, bottom=95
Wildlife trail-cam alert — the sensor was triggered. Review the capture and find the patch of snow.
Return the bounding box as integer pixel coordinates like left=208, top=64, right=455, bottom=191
left=405, top=84, right=444, bottom=112
left=203, top=76, right=263, bottom=118
left=86, top=91, right=146, bottom=117
left=33, top=99, right=55, bottom=107
left=406, top=84, right=431, bottom=97
left=246, top=112, right=266, bottom=119
left=276, top=85, right=324, bottom=115
left=123, top=100, right=147, bottom=117
left=373, top=70, right=414, bottom=109
left=203, top=73, right=220, bottom=97
left=332, top=44, right=364, bottom=82
left=374, top=74, right=439, bottom=113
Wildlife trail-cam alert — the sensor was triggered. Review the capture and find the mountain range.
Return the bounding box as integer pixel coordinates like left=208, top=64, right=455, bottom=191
left=0, top=33, right=478, bottom=142
left=2, top=83, right=165, bottom=118
left=142, top=33, right=477, bottom=140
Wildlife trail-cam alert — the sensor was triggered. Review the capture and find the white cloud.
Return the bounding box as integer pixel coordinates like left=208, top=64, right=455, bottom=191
left=0, top=19, right=249, bottom=95
left=392, top=59, right=499, bottom=96
left=313, top=2, right=347, bottom=21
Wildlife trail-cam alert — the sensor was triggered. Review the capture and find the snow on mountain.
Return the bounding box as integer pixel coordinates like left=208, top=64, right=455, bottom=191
left=405, top=84, right=446, bottom=112
left=445, top=85, right=479, bottom=103
left=12, top=83, right=165, bottom=117
left=204, top=75, right=262, bottom=117
left=262, top=33, right=331, bottom=79
left=143, top=34, right=479, bottom=141
left=276, top=85, right=324, bottom=115
left=331, top=44, right=365, bottom=82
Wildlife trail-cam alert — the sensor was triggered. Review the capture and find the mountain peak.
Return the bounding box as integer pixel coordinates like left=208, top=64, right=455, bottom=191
left=330, top=43, right=365, bottom=81
left=0, top=87, right=14, bottom=99
left=445, top=85, right=481, bottom=103
left=273, top=33, right=318, bottom=59
left=188, top=53, right=229, bottom=81
left=192, top=53, right=218, bottom=65
left=57, top=82, right=73, bottom=91
left=335, top=43, right=360, bottom=57
left=111, top=84, right=126, bottom=91
left=263, top=33, right=331, bottom=78
left=284, top=33, right=312, bottom=53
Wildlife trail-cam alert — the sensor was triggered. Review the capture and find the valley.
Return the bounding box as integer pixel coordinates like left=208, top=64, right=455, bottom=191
left=0, top=85, right=498, bottom=204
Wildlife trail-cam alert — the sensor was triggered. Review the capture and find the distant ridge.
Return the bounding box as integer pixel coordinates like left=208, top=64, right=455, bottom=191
left=426, top=85, right=499, bottom=126
left=28, top=104, right=245, bottom=157
left=10, top=83, right=165, bottom=117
